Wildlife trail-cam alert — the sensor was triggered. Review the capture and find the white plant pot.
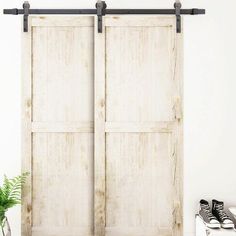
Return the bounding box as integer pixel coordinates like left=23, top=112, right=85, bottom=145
left=1, top=217, right=11, bottom=236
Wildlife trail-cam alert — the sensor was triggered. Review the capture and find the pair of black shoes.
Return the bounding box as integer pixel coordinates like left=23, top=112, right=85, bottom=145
left=199, top=199, right=234, bottom=229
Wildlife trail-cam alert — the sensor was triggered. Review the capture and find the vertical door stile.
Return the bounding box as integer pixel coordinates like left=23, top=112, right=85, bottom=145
left=171, top=21, right=183, bottom=236
left=22, top=16, right=32, bottom=236
left=173, top=31, right=184, bottom=236
left=94, top=17, right=106, bottom=236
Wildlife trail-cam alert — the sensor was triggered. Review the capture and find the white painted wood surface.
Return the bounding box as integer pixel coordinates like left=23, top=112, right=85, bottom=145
left=94, top=17, right=106, bottom=236
left=22, top=15, right=183, bottom=236
left=22, top=15, right=32, bottom=236
left=23, top=16, right=95, bottom=236
left=96, top=16, right=183, bottom=236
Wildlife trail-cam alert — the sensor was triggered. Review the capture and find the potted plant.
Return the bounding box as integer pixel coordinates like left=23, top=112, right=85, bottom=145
left=0, top=173, right=29, bottom=236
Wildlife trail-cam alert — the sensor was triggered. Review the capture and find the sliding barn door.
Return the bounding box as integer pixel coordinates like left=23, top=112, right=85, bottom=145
left=22, top=16, right=95, bottom=236
left=22, top=15, right=182, bottom=236
left=94, top=16, right=183, bottom=236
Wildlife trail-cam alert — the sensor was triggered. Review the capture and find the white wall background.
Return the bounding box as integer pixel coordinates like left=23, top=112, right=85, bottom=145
left=0, top=0, right=236, bottom=235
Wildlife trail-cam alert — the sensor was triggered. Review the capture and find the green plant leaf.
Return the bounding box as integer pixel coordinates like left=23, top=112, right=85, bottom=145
left=0, top=172, right=29, bottom=226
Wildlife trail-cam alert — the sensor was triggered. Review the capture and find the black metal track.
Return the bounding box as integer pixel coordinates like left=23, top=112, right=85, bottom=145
left=3, top=1, right=205, bottom=33
left=3, top=8, right=205, bottom=15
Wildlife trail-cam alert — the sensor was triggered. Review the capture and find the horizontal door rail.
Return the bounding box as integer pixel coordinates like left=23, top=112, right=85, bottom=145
left=3, top=1, right=205, bottom=33
left=3, top=8, right=205, bottom=15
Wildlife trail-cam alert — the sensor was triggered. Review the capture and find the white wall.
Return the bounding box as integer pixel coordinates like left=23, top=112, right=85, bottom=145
left=0, top=0, right=236, bottom=235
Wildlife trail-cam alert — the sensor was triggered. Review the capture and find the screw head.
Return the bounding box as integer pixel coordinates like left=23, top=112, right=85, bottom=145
left=23, top=1, right=30, bottom=9
left=174, top=2, right=182, bottom=8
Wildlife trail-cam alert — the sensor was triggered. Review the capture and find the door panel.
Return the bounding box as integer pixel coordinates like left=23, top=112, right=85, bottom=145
left=106, top=26, right=174, bottom=122
left=32, top=26, right=94, bottom=122
left=32, top=133, right=93, bottom=236
left=106, top=133, right=173, bottom=229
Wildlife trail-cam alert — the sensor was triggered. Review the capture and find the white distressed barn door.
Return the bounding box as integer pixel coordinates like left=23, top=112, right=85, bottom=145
left=22, top=15, right=182, bottom=236
left=22, top=16, right=95, bottom=236
left=94, top=16, right=183, bottom=236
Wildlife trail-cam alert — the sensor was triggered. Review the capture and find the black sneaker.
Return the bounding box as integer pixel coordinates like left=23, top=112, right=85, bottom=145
left=212, top=199, right=234, bottom=229
left=199, top=199, right=220, bottom=228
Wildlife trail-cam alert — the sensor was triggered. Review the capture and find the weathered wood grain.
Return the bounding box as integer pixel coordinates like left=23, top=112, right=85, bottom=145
left=22, top=16, right=95, bottom=236
left=22, top=15, right=183, bottom=236
left=22, top=15, right=32, bottom=236
left=101, top=16, right=183, bottom=236
left=105, top=23, right=175, bottom=122
left=94, top=17, right=106, bottom=236
left=31, top=122, right=93, bottom=133
left=105, top=122, right=174, bottom=133
left=32, top=133, right=94, bottom=236
left=31, top=16, right=94, bottom=27
left=32, top=25, right=94, bottom=123
left=106, top=133, right=174, bottom=230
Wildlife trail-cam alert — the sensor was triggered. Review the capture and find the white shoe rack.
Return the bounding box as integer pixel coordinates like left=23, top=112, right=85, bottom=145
left=196, top=215, right=236, bottom=236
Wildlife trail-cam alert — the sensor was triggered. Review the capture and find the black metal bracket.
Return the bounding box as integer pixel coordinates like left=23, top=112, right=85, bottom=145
left=95, top=1, right=107, bottom=33
left=174, top=1, right=182, bottom=33
left=23, top=1, right=30, bottom=32
left=3, top=1, right=205, bottom=33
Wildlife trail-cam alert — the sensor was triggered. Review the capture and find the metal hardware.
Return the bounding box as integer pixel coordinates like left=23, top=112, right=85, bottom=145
left=174, top=1, right=182, bottom=33
left=23, top=1, right=30, bottom=32
left=3, top=8, right=205, bottom=15
left=8, top=8, right=19, bottom=15
left=95, top=1, right=107, bottom=33
left=3, top=1, right=205, bottom=33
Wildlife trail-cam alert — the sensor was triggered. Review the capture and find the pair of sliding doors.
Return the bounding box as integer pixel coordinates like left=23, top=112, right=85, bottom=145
left=22, top=15, right=183, bottom=236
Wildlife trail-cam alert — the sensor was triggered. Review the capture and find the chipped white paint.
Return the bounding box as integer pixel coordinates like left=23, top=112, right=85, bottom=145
left=22, top=16, right=94, bottom=236
left=96, top=16, right=183, bottom=236
left=22, top=15, right=183, bottom=236
left=22, top=14, right=32, bottom=236
left=94, top=15, right=106, bottom=236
